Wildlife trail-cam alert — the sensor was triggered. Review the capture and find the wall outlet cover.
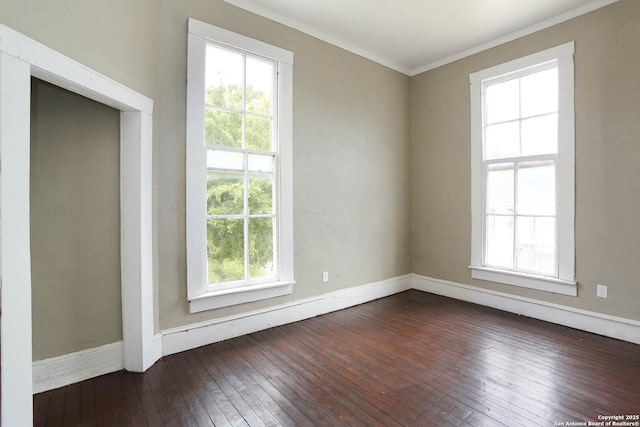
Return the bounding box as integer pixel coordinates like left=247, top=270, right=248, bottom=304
left=596, top=284, right=608, bottom=298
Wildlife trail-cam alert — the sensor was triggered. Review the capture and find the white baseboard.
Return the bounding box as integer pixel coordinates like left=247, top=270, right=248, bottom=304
left=153, top=332, right=163, bottom=361
left=32, top=333, right=163, bottom=394
left=412, top=274, right=640, bottom=345
left=30, top=276, right=411, bottom=393
left=33, top=341, right=124, bottom=393
left=35, top=272, right=637, bottom=394
left=161, top=274, right=413, bottom=356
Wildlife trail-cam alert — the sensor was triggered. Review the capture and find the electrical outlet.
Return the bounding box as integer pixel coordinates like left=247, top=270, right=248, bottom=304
left=322, top=271, right=329, bottom=283
left=596, top=284, right=608, bottom=298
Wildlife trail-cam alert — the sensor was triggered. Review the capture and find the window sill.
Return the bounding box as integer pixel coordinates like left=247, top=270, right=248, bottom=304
left=189, top=280, right=295, bottom=313
left=469, top=266, right=577, bottom=296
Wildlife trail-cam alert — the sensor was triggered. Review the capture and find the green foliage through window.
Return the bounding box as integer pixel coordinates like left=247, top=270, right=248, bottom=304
left=205, top=85, right=272, bottom=151
left=205, top=80, right=276, bottom=284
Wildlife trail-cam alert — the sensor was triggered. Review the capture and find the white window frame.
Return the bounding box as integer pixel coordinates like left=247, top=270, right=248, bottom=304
left=469, top=42, right=577, bottom=296
left=186, top=18, right=295, bottom=312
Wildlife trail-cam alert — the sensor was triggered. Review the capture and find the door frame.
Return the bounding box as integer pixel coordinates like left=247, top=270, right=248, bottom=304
left=0, top=24, right=157, bottom=426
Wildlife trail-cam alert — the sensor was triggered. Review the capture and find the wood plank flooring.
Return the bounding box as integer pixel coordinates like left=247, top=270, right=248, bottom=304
left=33, top=290, right=640, bottom=426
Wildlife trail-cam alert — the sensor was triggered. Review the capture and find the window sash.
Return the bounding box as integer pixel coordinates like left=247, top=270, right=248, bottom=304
left=482, top=156, right=558, bottom=277
left=480, top=63, right=560, bottom=279
left=186, top=18, right=295, bottom=311
left=202, top=44, right=279, bottom=288
left=206, top=157, right=278, bottom=289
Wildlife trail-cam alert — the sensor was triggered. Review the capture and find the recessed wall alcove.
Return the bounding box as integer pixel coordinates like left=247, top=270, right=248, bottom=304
left=30, top=78, right=123, bottom=362
left=0, top=24, right=157, bottom=427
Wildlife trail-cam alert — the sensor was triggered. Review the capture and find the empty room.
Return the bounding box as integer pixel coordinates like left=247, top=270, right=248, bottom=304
left=0, top=0, right=638, bottom=425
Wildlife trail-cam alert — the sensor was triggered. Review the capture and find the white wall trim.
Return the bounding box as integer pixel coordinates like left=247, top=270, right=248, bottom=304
left=31, top=276, right=410, bottom=392
left=412, top=274, right=640, bottom=345
left=0, top=23, right=157, bottom=426
left=32, top=342, right=124, bottom=394
left=0, top=49, right=33, bottom=426
left=28, top=274, right=411, bottom=393
left=410, top=0, right=619, bottom=75
left=162, top=274, right=412, bottom=356
left=33, top=333, right=163, bottom=394
left=153, top=333, right=164, bottom=360
left=224, top=0, right=617, bottom=76
left=222, top=0, right=411, bottom=75
left=30, top=273, right=639, bottom=394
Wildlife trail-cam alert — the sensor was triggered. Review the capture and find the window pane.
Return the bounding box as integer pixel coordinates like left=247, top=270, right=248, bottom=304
left=485, top=122, right=520, bottom=160
left=248, top=153, right=274, bottom=173
left=246, top=57, right=273, bottom=115
left=485, top=215, right=514, bottom=269
left=517, top=161, right=555, bottom=216
left=207, top=218, right=245, bottom=283
left=205, top=109, right=242, bottom=147
left=485, top=79, right=519, bottom=124
left=516, top=216, right=555, bottom=275
left=249, top=217, right=275, bottom=279
left=521, top=114, right=557, bottom=156
left=521, top=67, right=557, bottom=117
left=205, top=45, right=244, bottom=110
left=248, top=173, right=273, bottom=215
left=207, top=171, right=244, bottom=215
left=207, top=149, right=244, bottom=170
left=486, top=164, right=514, bottom=215
left=246, top=115, right=272, bottom=151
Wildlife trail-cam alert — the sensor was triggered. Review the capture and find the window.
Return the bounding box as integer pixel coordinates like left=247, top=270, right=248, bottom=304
left=186, top=18, right=294, bottom=312
left=469, top=42, right=576, bottom=296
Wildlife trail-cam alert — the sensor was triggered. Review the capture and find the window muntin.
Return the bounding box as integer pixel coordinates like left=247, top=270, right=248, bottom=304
left=469, top=42, right=576, bottom=295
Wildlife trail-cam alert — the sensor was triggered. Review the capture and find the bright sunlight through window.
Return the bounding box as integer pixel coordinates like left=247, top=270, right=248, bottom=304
left=483, top=66, right=558, bottom=277
left=204, top=44, right=278, bottom=285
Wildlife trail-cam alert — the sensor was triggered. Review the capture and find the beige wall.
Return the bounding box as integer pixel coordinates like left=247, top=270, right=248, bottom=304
left=30, top=80, right=122, bottom=360
left=1, top=0, right=412, bottom=358
left=411, top=0, right=640, bottom=320
left=7, top=0, right=637, bottom=361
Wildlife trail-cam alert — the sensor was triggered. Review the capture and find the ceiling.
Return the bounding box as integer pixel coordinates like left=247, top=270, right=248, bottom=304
left=223, top=0, right=619, bottom=75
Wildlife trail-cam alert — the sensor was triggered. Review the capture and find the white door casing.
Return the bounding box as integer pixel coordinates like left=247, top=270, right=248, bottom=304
left=0, top=24, right=157, bottom=427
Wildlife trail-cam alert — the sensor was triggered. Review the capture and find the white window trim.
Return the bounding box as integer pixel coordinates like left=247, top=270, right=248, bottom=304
left=186, top=18, right=295, bottom=312
left=469, top=42, right=576, bottom=296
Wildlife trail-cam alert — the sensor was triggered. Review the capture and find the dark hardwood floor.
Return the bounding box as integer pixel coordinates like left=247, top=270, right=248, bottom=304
left=33, top=290, right=640, bottom=426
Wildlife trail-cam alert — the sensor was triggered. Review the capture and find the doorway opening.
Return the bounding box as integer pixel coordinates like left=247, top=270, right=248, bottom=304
left=30, top=78, right=123, bottom=367
left=0, top=24, right=156, bottom=426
